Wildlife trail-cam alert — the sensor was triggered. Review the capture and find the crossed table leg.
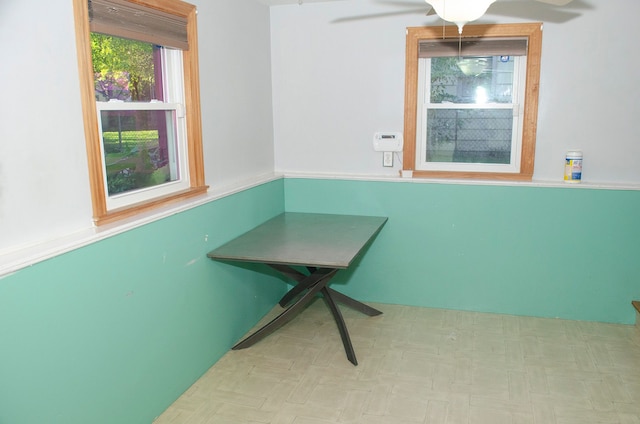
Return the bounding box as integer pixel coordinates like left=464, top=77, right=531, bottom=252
left=232, top=264, right=383, bottom=365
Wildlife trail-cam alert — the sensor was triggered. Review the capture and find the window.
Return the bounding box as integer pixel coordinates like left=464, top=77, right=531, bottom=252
left=403, top=23, right=542, bottom=180
left=73, top=0, right=207, bottom=225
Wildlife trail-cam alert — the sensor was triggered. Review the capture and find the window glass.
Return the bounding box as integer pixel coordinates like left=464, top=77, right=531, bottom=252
left=426, top=108, right=513, bottom=164
left=91, top=33, right=188, bottom=207
left=91, top=34, right=158, bottom=102
left=417, top=52, right=524, bottom=173
left=425, top=55, right=518, bottom=165
left=99, top=109, right=179, bottom=195
left=430, top=56, right=515, bottom=104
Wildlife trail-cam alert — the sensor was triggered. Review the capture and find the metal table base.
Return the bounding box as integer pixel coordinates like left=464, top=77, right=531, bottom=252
left=232, top=265, right=382, bottom=366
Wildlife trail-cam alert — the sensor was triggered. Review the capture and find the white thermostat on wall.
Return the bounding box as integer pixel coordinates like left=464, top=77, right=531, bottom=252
left=373, top=132, right=403, bottom=152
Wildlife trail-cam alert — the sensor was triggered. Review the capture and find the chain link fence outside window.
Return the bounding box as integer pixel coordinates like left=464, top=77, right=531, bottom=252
left=426, top=108, right=513, bottom=164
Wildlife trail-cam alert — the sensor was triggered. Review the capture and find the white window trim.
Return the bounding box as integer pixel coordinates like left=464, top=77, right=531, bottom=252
left=95, top=48, right=191, bottom=211
left=416, top=55, right=527, bottom=174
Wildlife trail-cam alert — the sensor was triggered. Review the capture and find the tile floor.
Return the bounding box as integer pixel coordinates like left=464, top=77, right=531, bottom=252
left=154, top=300, right=640, bottom=424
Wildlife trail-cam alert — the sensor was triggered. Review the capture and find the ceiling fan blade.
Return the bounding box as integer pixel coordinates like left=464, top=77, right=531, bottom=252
left=534, top=0, right=574, bottom=5
left=332, top=7, right=433, bottom=23
left=371, top=0, right=436, bottom=15
left=332, top=0, right=587, bottom=25
left=372, top=0, right=427, bottom=7
left=487, top=1, right=581, bottom=23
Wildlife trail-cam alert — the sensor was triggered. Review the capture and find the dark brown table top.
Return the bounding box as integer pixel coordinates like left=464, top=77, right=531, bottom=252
left=207, top=212, right=387, bottom=269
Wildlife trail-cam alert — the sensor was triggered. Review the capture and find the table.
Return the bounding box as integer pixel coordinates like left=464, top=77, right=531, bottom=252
left=207, top=212, right=387, bottom=365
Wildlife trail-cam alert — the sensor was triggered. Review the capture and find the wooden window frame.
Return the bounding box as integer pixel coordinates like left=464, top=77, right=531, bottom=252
left=403, top=23, right=543, bottom=181
left=73, top=0, right=207, bottom=225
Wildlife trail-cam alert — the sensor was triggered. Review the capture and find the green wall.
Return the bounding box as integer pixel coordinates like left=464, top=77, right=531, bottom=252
left=284, top=178, right=640, bottom=325
left=0, top=180, right=286, bottom=424
left=2, top=176, right=639, bottom=424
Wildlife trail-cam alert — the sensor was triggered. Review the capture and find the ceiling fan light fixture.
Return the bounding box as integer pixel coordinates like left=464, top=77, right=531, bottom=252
left=425, top=0, right=497, bottom=33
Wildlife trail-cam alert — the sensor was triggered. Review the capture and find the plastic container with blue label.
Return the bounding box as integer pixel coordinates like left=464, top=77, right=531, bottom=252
left=564, top=150, right=582, bottom=183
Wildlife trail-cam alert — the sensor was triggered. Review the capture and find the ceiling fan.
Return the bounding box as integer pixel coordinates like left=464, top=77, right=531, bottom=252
left=425, top=0, right=572, bottom=33
left=333, top=0, right=590, bottom=28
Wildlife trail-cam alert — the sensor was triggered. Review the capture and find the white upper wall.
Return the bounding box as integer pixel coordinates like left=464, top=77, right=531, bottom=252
left=270, top=0, right=640, bottom=184
left=0, top=0, right=274, bottom=253
left=0, top=1, right=93, bottom=253
left=198, top=0, right=275, bottom=186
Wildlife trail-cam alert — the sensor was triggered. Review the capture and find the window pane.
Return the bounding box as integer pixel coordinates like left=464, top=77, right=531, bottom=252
left=91, top=33, right=161, bottom=102
left=430, top=56, right=515, bottom=104
left=426, top=109, right=513, bottom=164
left=101, top=110, right=179, bottom=195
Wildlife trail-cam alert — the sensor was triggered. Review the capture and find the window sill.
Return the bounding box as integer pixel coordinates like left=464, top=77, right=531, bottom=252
left=282, top=171, right=640, bottom=191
